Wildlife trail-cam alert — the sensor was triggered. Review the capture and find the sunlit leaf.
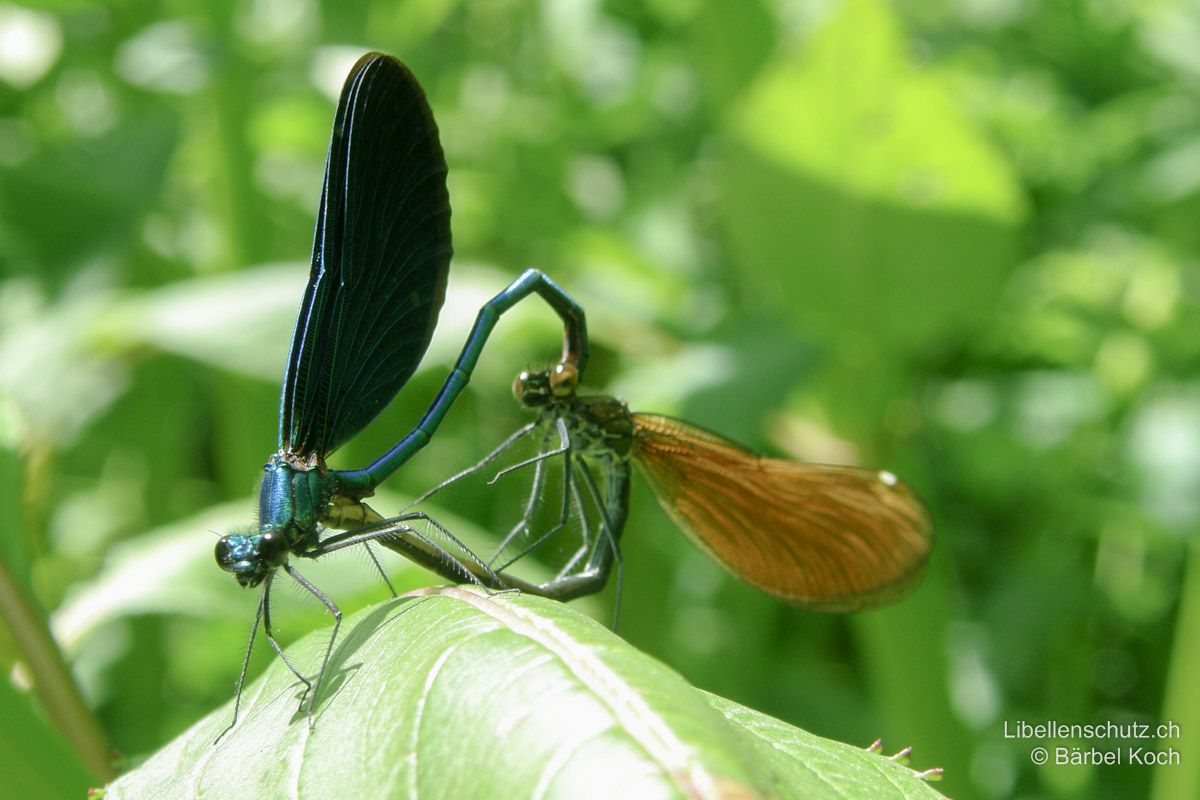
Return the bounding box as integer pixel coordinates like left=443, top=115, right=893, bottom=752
left=103, top=588, right=945, bottom=800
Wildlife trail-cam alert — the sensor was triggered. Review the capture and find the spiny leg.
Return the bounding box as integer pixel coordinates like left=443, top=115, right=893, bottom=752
left=363, top=541, right=397, bottom=597
left=578, top=458, right=623, bottom=570
left=406, top=511, right=497, bottom=586
left=577, top=458, right=625, bottom=627
left=554, top=454, right=592, bottom=577
left=283, top=564, right=340, bottom=724
left=487, top=433, right=569, bottom=484
left=323, top=514, right=592, bottom=600
left=554, top=416, right=592, bottom=574
left=552, top=412, right=595, bottom=575
left=315, top=512, right=505, bottom=592
left=493, top=458, right=627, bottom=605
left=494, top=418, right=581, bottom=573
left=400, top=421, right=539, bottom=514
left=322, top=501, right=399, bottom=597
left=489, top=425, right=558, bottom=568
left=260, top=570, right=315, bottom=706
left=215, top=582, right=266, bottom=743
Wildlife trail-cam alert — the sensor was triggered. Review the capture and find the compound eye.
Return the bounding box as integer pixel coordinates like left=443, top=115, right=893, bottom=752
left=549, top=362, right=578, bottom=396
left=214, top=536, right=241, bottom=571
left=512, top=370, right=531, bottom=400
left=259, top=531, right=289, bottom=566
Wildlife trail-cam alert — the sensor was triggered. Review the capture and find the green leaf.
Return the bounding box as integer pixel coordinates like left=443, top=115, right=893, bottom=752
left=103, top=588, right=944, bottom=799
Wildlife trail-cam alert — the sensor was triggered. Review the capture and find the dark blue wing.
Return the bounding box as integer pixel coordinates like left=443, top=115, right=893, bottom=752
left=280, top=53, right=451, bottom=459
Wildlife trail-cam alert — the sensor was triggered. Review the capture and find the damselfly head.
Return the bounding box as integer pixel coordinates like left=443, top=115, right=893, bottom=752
left=513, top=361, right=579, bottom=408
left=214, top=531, right=288, bottom=588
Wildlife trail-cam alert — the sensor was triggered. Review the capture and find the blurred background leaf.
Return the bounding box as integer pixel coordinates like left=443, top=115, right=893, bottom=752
left=0, top=1, right=1198, bottom=798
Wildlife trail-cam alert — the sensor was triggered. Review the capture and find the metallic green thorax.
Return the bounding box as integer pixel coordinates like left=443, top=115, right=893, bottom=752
left=562, top=395, right=637, bottom=461
left=258, top=455, right=380, bottom=541
left=258, top=455, right=331, bottom=546
left=212, top=455, right=380, bottom=588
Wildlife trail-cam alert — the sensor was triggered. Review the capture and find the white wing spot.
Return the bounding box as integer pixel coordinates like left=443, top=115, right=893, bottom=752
left=878, top=470, right=898, bottom=487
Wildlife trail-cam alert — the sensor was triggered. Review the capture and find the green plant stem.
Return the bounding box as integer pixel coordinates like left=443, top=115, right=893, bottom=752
left=1151, top=538, right=1200, bottom=800
left=0, top=553, right=115, bottom=781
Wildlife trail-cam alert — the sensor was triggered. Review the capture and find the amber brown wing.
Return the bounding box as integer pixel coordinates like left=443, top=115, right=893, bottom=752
left=631, top=414, right=933, bottom=611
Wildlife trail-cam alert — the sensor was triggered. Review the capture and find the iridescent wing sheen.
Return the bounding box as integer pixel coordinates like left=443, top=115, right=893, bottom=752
left=280, top=53, right=451, bottom=458
left=631, top=414, right=932, bottom=611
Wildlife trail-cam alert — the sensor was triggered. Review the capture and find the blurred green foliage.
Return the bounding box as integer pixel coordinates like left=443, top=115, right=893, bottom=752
left=1, top=1, right=1199, bottom=798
